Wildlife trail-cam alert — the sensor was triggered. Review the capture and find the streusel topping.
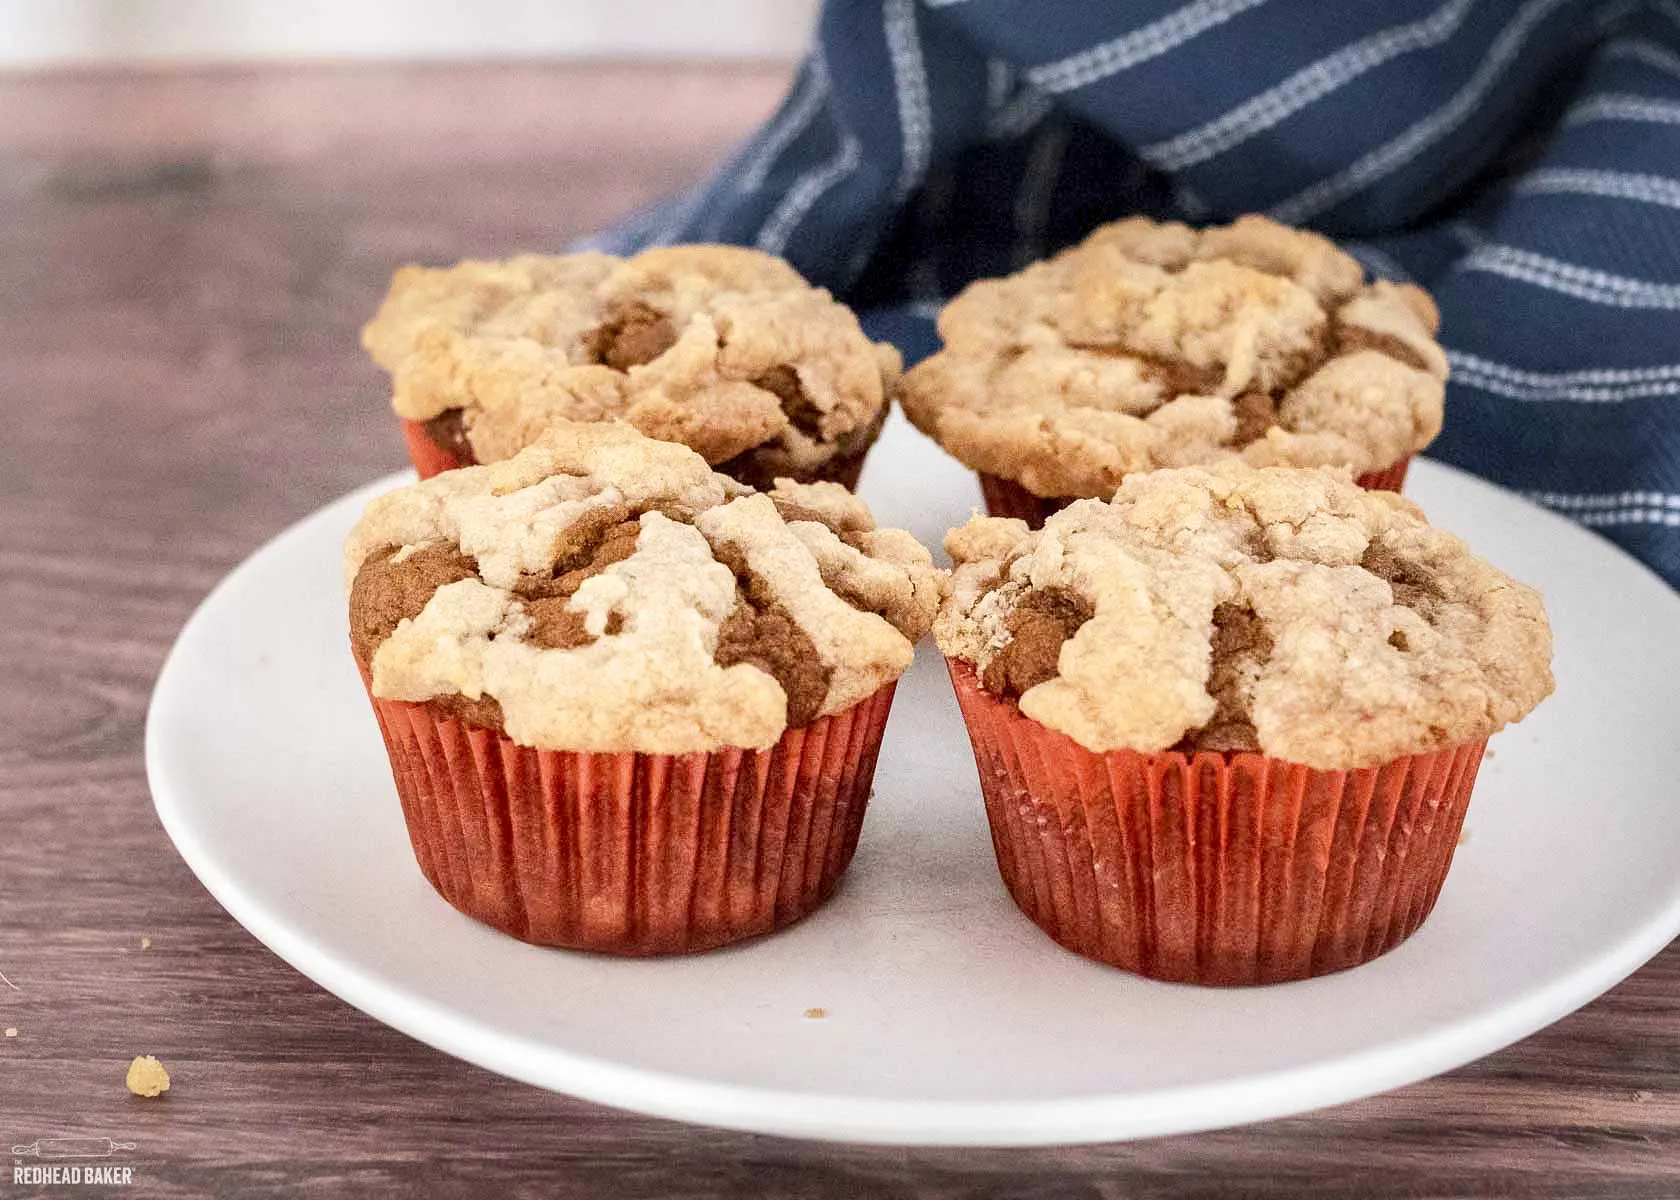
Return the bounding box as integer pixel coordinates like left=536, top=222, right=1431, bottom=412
left=346, top=420, right=942, bottom=753
left=362, top=245, right=900, bottom=482
left=900, top=215, right=1447, bottom=498
left=937, top=462, right=1551, bottom=769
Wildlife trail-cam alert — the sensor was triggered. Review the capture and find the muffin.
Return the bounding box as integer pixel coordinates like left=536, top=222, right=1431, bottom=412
left=936, top=462, right=1552, bottom=984
left=900, top=215, right=1447, bottom=526
left=361, top=244, right=900, bottom=490
left=345, top=419, right=942, bottom=954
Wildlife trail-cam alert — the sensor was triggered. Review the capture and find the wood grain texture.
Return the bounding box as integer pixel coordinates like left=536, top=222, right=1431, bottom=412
left=1, top=62, right=1677, bottom=1200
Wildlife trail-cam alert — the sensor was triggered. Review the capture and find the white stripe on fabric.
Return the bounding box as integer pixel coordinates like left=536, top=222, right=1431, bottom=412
left=1448, top=351, right=1680, bottom=401
left=1024, top=0, right=1271, bottom=95
left=649, top=185, right=716, bottom=246
left=587, top=176, right=732, bottom=251
left=755, top=136, right=863, bottom=256
left=1140, top=0, right=1478, bottom=171
left=1602, top=37, right=1680, bottom=81
left=986, top=87, right=1053, bottom=139
left=1344, top=242, right=1415, bottom=282
left=922, top=0, right=973, bottom=8
left=1011, top=123, right=1072, bottom=268
left=1594, top=0, right=1642, bottom=31
left=1173, top=179, right=1214, bottom=219
left=1269, top=0, right=1580, bottom=224
left=738, top=56, right=831, bottom=193
left=1458, top=243, right=1680, bottom=309
left=1571, top=510, right=1680, bottom=527
left=1564, top=92, right=1680, bottom=128
left=884, top=0, right=934, bottom=200
left=699, top=155, right=766, bottom=242
left=577, top=193, right=680, bottom=251
left=985, top=58, right=1017, bottom=114
left=1526, top=491, right=1680, bottom=527
left=1515, top=167, right=1680, bottom=211
left=1529, top=490, right=1680, bottom=510
left=666, top=98, right=796, bottom=244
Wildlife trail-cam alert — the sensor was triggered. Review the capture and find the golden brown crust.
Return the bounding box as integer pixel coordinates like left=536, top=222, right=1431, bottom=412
left=935, top=462, right=1553, bottom=769
left=344, top=420, right=943, bottom=754
left=361, top=245, right=900, bottom=479
left=899, top=216, right=1447, bottom=498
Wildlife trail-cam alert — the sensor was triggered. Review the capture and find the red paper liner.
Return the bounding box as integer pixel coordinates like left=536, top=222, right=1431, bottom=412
left=977, top=473, right=1070, bottom=528
left=709, top=405, right=886, bottom=492
left=716, top=442, right=871, bottom=492
left=362, top=673, right=897, bottom=955
left=1354, top=456, right=1412, bottom=492
left=980, top=456, right=1414, bottom=529
left=945, top=659, right=1485, bottom=985
left=814, top=449, right=867, bottom=492
left=403, top=414, right=880, bottom=491
left=401, top=418, right=473, bottom=480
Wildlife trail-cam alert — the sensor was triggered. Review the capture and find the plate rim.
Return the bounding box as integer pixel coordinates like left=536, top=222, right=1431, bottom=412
left=145, top=461, right=1680, bottom=1146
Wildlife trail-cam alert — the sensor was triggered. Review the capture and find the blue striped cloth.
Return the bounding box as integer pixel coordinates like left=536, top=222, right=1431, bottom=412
left=589, top=0, right=1680, bottom=587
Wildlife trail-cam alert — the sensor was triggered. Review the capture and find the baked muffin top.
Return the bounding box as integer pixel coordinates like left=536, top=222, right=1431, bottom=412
left=900, top=215, right=1447, bottom=498
left=937, top=463, right=1551, bottom=769
left=346, top=420, right=943, bottom=754
left=361, top=245, right=900, bottom=481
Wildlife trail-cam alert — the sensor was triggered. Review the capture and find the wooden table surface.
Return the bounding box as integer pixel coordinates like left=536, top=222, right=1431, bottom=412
left=2, top=62, right=1677, bottom=1200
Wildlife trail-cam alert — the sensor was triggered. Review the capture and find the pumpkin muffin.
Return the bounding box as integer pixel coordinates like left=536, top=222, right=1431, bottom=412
left=900, top=215, right=1447, bottom=525
left=362, top=245, right=900, bottom=490
left=346, top=419, right=942, bottom=954
left=937, top=461, right=1552, bottom=984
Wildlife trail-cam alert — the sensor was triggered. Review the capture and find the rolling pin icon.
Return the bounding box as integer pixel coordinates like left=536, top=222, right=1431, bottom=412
left=12, top=1138, right=136, bottom=1158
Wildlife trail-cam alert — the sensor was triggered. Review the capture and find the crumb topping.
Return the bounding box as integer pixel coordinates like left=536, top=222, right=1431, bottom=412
left=361, top=245, right=900, bottom=478
left=899, top=215, right=1447, bottom=498
left=346, top=420, right=943, bottom=753
left=126, top=1056, right=170, bottom=1098
left=936, top=462, right=1552, bottom=768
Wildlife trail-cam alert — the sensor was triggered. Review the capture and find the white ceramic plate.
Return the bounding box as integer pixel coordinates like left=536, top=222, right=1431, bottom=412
left=147, top=414, right=1680, bottom=1146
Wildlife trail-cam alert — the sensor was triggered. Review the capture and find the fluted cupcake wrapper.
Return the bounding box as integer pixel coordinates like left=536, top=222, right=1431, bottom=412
left=362, top=673, right=897, bottom=955
left=946, top=660, right=1484, bottom=985
left=1355, top=457, right=1412, bottom=493
left=976, top=473, right=1067, bottom=528
left=399, top=417, right=875, bottom=490
left=815, top=447, right=869, bottom=491
left=401, top=418, right=472, bottom=480
left=978, top=456, right=1414, bottom=528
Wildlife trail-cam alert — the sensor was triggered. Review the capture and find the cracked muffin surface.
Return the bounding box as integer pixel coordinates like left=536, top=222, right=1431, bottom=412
left=345, top=420, right=943, bottom=754
left=937, top=462, right=1551, bottom=769
left=900, top=215, right=1447, bottom=499
left=361, top=245, right=899, bottom=486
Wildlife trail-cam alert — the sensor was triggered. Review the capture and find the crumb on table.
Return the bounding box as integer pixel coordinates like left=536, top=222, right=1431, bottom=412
left=126, top=1055, right=170, bottom=1098
left=140, top=937, right=152, bottom=950
left=4, top=1028, right=15, bottom=1038
left=803, top=1007, right=827, bottom=1019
